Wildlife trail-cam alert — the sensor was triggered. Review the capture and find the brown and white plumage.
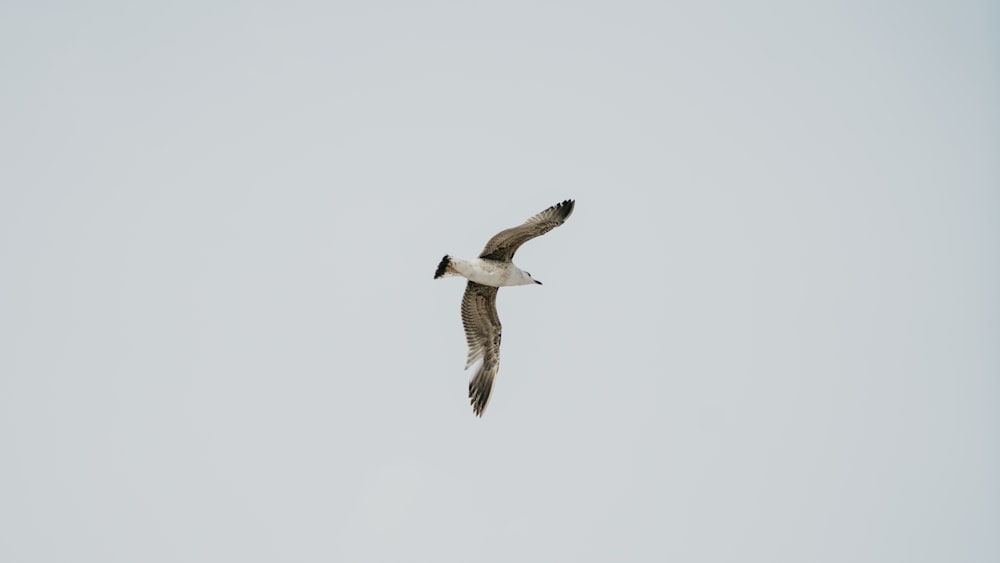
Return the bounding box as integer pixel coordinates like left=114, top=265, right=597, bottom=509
left=461, top=283, right=501, bottom=416
left=477, top=199, right=576, bottom=262
left=434, top=199, right=575, bottom=416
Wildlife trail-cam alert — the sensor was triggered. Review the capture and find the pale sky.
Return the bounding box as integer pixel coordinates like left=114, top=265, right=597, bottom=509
left=1, top=1, right=998, bottom=562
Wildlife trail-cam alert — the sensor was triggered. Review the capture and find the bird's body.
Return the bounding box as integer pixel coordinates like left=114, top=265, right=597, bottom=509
left=434, top=199, right=575, bottom=416
left=436, top=257, right=538, bottom=287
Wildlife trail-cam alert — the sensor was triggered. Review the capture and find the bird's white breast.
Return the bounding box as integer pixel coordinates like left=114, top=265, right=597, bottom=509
left=451, top=258, right=528, bottom=287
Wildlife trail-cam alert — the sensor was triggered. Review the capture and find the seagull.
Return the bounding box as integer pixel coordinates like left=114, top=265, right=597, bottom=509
left=434, top=199, right=575, bottom=416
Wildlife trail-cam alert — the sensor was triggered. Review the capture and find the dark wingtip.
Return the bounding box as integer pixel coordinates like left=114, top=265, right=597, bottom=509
left=469, top=380, right=490, bottom=417
left=557, top=199, right=575, bottom=221
left=434, top=255, right=451, bottom=279
left=470, top=397, right=486, bottom=417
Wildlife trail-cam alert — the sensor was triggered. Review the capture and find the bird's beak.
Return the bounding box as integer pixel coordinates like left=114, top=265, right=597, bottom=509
left=535, top=280, right=543, bottom=285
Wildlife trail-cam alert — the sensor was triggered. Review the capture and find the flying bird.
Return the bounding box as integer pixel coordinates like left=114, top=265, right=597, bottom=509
left=434, top=199, right=575, bottom=416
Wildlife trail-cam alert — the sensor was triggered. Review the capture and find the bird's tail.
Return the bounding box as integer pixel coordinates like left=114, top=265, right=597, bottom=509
left=434, top=255, right=456, bottom=279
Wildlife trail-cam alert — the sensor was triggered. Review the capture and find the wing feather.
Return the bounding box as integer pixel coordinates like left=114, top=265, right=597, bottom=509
left=460, top=282, right=502, bottom=416
left=478, top=199, right=575, bottom=262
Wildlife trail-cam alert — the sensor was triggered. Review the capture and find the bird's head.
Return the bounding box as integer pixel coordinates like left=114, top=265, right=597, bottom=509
left=521, top=270, right=542, bottom=285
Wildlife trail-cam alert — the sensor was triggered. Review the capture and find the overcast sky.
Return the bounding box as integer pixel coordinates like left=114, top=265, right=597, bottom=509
left=1, top=1, right=998, bottom=562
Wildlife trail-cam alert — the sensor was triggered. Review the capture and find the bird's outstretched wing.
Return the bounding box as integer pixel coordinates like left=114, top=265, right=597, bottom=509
left=461, top=281, right=501, bottom=416
left=478, top=199, right=575, bottom=262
